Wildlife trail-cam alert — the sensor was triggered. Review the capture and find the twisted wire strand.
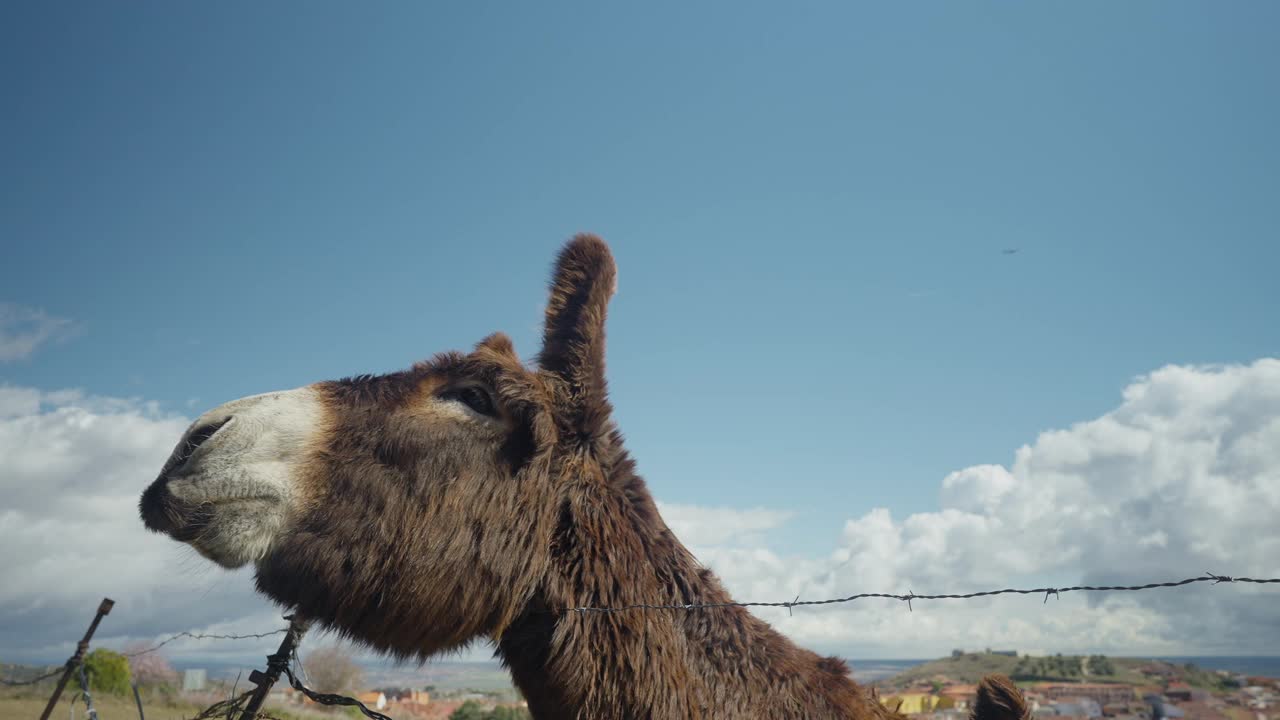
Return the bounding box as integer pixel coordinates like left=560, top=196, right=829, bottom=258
left=0, top=666, right=65, bottom=686
left=2, top=630, right=287, bottom=685
left=123, top=629, right=289, bottom=657
left=26, top=571, right=1280, bottom=720
left=279, top=664, right=393, bottom=720
left=564, top=573, right=1279, bottom=614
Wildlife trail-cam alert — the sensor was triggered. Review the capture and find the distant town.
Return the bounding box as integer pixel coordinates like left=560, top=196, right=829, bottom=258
left=3, top=650, right=1278, bottom=719
left=872, top=651, right=1279, bottom=720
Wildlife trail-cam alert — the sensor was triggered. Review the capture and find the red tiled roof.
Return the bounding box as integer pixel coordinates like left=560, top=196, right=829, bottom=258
left=942, top=685, right=979, bottom=696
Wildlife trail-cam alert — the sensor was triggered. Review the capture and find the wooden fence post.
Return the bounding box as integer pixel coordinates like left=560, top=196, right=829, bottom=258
left=39, top=597, right=114, bottom=720
left=237, top=616, right=309, bottom=720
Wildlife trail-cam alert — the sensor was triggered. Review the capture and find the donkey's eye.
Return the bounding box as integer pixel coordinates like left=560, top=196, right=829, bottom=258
left=454, top=386, right=496, bottom=417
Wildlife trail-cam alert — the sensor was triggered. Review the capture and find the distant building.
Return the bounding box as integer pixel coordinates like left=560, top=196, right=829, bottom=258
left=940, top=684, right=979, bottom=710
left=356, top=692, right=388, bottom=711
left=1146, top=694, right=1188, bottom=720
left=182, top=669, right=207, bottom=692
left=391, top=689, right=431, bottom=712
left=374, top=687, right=425, bottom=703
left=1046, top=698, right=1102, bottom=718
left=1176, top=701, right=1228, bottom=720
left=1223, top=674, right=1249, bottom=688
left=1106, top=700, right=1156, bottom=718
left=1044, top=684, right=1136, bottom=706
left=892, top=693, right=937, bottom=714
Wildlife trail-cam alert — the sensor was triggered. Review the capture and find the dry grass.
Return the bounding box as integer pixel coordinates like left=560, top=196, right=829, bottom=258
left=0, top=687, right=319, bottom=720
left=1, top=690, right=202, bottom=720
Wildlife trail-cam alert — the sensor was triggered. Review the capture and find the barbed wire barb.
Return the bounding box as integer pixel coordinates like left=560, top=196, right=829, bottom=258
left=786, top=595, right=800, bottom=617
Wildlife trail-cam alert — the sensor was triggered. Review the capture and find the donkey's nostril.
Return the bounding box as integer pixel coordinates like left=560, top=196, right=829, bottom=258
left=173, top=417, right=232, bottom=469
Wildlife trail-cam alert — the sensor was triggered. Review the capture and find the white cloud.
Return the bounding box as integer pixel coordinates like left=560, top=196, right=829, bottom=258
left=2, top=359, right=1277, bottom=669
left=655, top=502, right=792, bottom=547
left=674, top=359, right=1280, bottom=658
left=0, top=386, right=283, bottom=665
left=0, top=303, right=78, bottom=361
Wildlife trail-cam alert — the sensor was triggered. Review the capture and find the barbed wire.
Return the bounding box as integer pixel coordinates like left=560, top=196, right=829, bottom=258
left=0, top=666, right=65, bottom=686
left=0, top=630, right=288, bottom=686
left=123, top=629, right=288, bottom=658
left=210, top=567, right=1278, bottom=720
left=8, top=571, right=1278, bottom=717
left=74, top=662, right=98, bottom=720
left=279, top=664, right=393, bottom=720
left=564, top=572, right=1280, bottom=615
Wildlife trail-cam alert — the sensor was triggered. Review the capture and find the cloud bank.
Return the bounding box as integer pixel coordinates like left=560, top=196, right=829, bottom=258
left=0, top=387, right=283, bottom=665
left=1, top=358, right=1277, bottom=666
left=668, top=360, right=1280, bottom=657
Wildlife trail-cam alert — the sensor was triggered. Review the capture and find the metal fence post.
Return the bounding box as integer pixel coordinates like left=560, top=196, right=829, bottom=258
left=131, top=680, right=146, bottom=720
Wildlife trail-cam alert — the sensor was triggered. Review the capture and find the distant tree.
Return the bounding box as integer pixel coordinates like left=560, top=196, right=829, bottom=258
left=449, top=700, right=489, bottom=720
left=1089, top=655, right=1116, bottom=676
left=952, top=649, right=964, bottom=658
left=488, top=707, right=532, bottom=720
left=83, top=649, right=132, bottom=695
left=124, top=643, right=178, bottom=687
left=302, top=645, right=364, bottom=695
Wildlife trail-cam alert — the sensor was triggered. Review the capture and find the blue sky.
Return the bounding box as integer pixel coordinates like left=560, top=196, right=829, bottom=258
left=3, top=0, right=1278, bottom=568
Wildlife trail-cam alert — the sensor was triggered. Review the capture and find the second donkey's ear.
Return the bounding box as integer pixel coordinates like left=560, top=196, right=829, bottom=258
left=537, top=234, right=617, bottom=441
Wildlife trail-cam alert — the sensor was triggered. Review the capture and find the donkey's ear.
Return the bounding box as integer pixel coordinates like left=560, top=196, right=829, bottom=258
left=537, top=234, right=617, bottom=438
left=475, top=332, right=519, bottom=361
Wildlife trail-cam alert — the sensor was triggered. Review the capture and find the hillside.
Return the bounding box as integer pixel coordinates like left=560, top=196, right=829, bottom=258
left=881, top=653, right=1231, bottom=691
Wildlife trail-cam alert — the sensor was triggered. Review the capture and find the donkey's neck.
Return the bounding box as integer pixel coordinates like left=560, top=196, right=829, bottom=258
left=494, top=476, right=880, bottom=719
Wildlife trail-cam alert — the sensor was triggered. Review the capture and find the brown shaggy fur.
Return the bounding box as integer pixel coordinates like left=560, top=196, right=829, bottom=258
left=142, top=235, right=1019, bottom=719
left=970, top=676, right=1032, bottom=720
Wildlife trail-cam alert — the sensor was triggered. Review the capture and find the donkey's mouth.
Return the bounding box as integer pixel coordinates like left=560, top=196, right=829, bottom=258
left=167, top=504, right=215, bottom=542
left=140, top=483, right=285, bottom=568
left=141, top=483, right=280, bottom=537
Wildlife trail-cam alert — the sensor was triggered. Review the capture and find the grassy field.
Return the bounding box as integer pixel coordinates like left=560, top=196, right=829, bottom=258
left=0, top=686, right=323, bottom=720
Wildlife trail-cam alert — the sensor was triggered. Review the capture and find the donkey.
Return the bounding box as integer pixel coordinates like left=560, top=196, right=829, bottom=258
left=140, top=235, right=1028, bottom=719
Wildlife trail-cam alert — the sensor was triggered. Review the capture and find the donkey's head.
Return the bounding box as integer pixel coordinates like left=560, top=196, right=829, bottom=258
left=140, top=235, right=622, bottom=657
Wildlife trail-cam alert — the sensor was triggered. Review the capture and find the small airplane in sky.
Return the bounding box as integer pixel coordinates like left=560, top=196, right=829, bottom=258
left=1002, top=248, right=1020, bottom=255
